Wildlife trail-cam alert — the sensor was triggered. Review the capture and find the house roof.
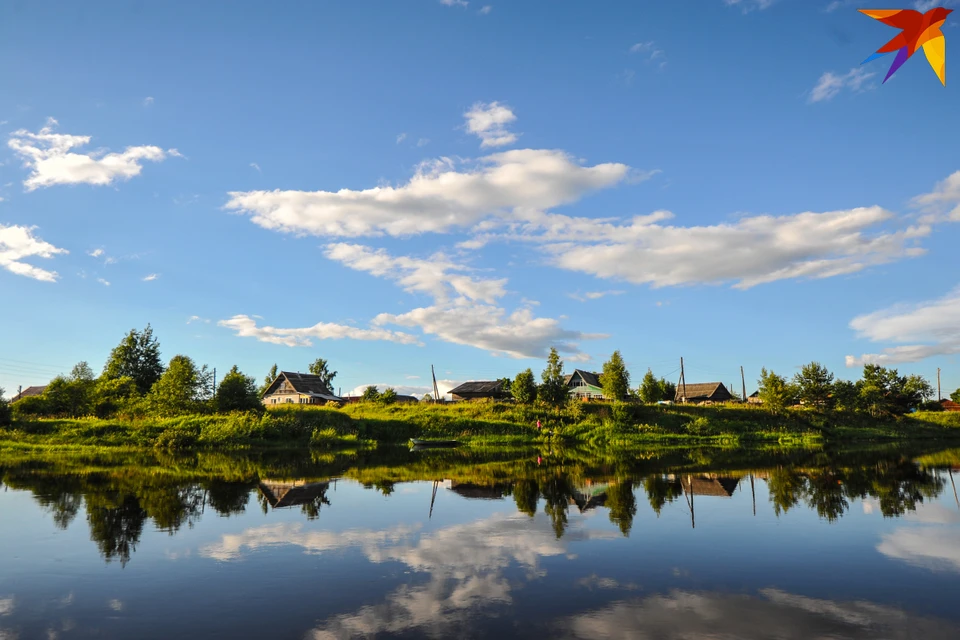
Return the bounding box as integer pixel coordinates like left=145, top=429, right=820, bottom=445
left=449, top=380, right=509, bottom=395
left=565, top=369, right=601, bottom=388
left=675, top=382, right=729, bottom=401
left=258, top=480, right=331, bottom=509
left=263, top=372, right=342, bottom=401
left=681, top=476, right=739, bottom=498
left=10, top=385, right=47, bottom=402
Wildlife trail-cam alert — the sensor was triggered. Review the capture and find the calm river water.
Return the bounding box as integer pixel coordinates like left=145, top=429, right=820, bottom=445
left=1, top=445, right=959, bottom=639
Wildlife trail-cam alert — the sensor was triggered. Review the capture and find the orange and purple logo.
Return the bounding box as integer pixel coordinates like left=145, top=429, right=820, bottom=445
left=860, top=7, right=951, bottom=85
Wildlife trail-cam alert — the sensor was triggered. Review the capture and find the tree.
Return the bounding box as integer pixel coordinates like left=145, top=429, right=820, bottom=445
left=147, top=355, right=206, bottom=417
left=659, top=379, right=677, bottom=402
left=361, top=385, right=381, bottom=402
left=793, top=362, right=835, bottom=410
left=639, top=369, right=661, bottom=403
left=832, top=379, right=860, bottom=412
left=540, top=347, right=568, bottom=409
left=952, top=388, right=960, bottom=403
left=93, top=376, right=138, bottom=418
left=216, top=365, right=261, bottom=413
left=511, top=369, right=538, bottom=405
left=44, top=363, right=96, bottom=418
left=379, top=388, right=398, bottom=405
left=308, top=358, right=337, bottom=393
left=858, top=365, right=931, bottom=417
left=758, top=368, right=797, bottom=414
left=0, top=387, right=10, bottom=427
left=102, top=325, right=165, bottom=395
left=421, top=393, right=433, bottom=402
left=601, top=350, right=630, bottom=401
left=260, top=364, right=278, bottom=396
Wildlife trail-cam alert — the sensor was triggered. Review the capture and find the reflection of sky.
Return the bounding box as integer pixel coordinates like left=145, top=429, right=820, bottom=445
left=0, top=473, right=959, bottom=638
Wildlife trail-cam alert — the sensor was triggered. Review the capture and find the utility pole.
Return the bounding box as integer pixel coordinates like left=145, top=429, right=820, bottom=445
left=937, top=368, right=942, bottom=401
left=741, top=366, right=747, bottom=404
left=431, top=365, right=441, bottom=404
left=17, top=385, right=22, bottom=401
left=680, top=357, right=687, bottom=403
left=212, top=368, right=217, bottom=397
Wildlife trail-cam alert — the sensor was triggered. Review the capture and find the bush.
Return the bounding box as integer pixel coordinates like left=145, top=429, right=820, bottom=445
left=325, top=400, right=341, bottom=408
left=11, top=395, right=49, bottom=420
left=0, top=397, right=10, bottom=427
left=918, top=400, right=944, bottom=412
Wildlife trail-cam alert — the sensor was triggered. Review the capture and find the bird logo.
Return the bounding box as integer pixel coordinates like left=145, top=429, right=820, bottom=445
left=860, top=7, right=952, bottom=85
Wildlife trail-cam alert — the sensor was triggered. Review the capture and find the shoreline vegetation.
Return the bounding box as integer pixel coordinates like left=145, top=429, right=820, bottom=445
left=2, top=325, right=959, bottom=452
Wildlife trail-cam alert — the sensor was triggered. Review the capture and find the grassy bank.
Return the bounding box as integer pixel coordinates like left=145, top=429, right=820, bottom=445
left=2, top=400, right=960, bottom=451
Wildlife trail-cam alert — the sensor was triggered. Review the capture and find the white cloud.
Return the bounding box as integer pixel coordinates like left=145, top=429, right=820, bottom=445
left=877, top=527, right=960, bottom=573
left=0, top=224, right=68, bottom=282
left=143, top=96, right=154, bottom=107
left=464, top=101, right=519, bottom=148
left=250, top=162, right=261, bottom=173
left=723, top=0, right=778, bottom=12
left=88, top=248, right=104, bottom=258
left=479, top=5, right=492, bottom=14
left=809, top=68, right=876, bottom=103
left=326, top=243, right=603, bottom=359
left=186, top=315, right=211, bottom=324
left=346, top=382, right=459, bottom=398
left=217, top=314, right=423, bottom=348
left=516, top=206, right=927, bottom=290
left=440, top=0, right=469, bottom=6
left=396, top=133, right=407, bottom=144
left=416, top=138, right=430, bottom=147
left=0, top=596, right=13, bottom=615
left=912, top=170, right=960, bottom=224
left=629, top=41, right=667, bottom=69
left=97, top=278, right=110, bottom=286
left=107, top=599, right=124, bottom=612
left=8, top=118, right=169, bottom=190
left=568, top=290, right=625, bottom=302
left=224, top=149, right=629, bottom=238
left=142, top=273, right=159, bottom=281
left=845, top=285, right=960, bottom=367
left=405, top=375, right=421, bottom=380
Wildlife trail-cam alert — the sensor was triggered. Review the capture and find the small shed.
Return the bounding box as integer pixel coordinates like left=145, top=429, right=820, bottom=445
left=449, top=380, right=511, bottom=401
left=675, top=382, right=733, bottom=404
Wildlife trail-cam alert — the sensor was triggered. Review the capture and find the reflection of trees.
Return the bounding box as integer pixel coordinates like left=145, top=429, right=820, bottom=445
left=205, top=480, right=254, bottom=516
left=605, top=480, right=637, bottom=537
left=300, top=489, right=331, bottom=521
left=86, top=494, right=147, bottom=568
left=512, top=479, right=540, bottom=517
left=644, top=475, right=683, bottom=516
left=140, top=485, right=206, bottom=533
left=541, top=476, right=574, bottom=539
left=767, top=468, right=806, bottom=517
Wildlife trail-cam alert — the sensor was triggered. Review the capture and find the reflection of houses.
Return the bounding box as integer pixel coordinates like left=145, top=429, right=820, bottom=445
left=681, top=476, right=740, bottom=497
left=566, top=370, right=605, bottom=400
left=261, top=372, right=343, bottom=405
left=448, top=381, right=511, bottom=401
left=448, top=482, right=511, bottom=500
left=675, top=382, right=733, bottom=404
left=569, top=482, right=609, bottom=512
left=10, top=385, right=47, bottom=402
left=258, top=479, right=331, bottom=508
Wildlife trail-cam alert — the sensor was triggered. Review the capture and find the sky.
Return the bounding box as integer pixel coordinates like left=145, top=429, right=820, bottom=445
left=1, top=0, right=959, bottom=400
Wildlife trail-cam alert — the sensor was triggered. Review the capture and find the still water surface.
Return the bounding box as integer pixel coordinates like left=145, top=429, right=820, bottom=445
left=1, top=445, right=959, bottom=639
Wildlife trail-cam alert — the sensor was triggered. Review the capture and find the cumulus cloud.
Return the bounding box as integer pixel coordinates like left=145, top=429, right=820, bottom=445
left=88, top=248, right=104, bottom=258
left=559, top=588, right=959, bottom=639
left=517, top=206, right=927, bottom=290
left=217, top=314, right=423, bottom=348
left=8, top=118, right=170, bottom=190
left=224, top=149, right=629, bottom=238
left=0, top=224, right=68, bottom=282
left=809, top=68, right=876, bottom=103
left=464, top=101, right=519, bottom=148
left=877, top=527, right=960, bottom=573
left=845, top=285, right=960, bottom=367
left=346, top=381, right=460, bottom=399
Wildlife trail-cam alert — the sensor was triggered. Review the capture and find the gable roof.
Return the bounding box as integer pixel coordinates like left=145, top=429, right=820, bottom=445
left=449, top=380, right=509, bottom=396
left=675, top=382, right=730, bottom=401
left=10, top=385, right=47, bottom=402
left=681, top=476, right=739, bottom=498
left=263, top=372, right=342, bottom=401
left=565, top=369, right=601, bottom=388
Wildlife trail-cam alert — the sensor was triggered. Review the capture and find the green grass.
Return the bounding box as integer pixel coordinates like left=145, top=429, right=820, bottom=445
left=2, top=400, right=959, bottom=452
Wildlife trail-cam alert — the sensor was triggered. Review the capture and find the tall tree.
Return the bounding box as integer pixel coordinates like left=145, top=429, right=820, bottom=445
left=379, top=387, right=398, bottom=405
left=308, top=358, right=337, bottom=393
left=260, top=364, right=278, bottom=396
left=539, top=347, right=568, bottom=409
left=147, top=355, right=205, bottom=417
left=511, top=369, right=538, bottom=405
left=659, top=378, right=677, bottom=403
left=0, top=387, right=10, bottom=426
left=601, top=350, right=630, bottom=401
left=952, top=388, right=960, bottom=403
left=102, top=325, right=165, bottom=395
left=361, top=385, right=381, bottom=402
left=216, top=365, right=261, bottom=413
left=758, top=368, right=796, bottom=414
left=793, top=362, right=835, bottom=409
left=639, top=369, right=661, bottom=403
left=832, top=379, right=860, bottom=412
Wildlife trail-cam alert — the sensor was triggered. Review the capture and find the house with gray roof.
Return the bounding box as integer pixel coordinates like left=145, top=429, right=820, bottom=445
left=261, top=372, right=343, bottom=405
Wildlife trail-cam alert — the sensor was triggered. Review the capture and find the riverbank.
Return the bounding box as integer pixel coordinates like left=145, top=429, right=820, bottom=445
left=2, top=401, right=960, bottom=451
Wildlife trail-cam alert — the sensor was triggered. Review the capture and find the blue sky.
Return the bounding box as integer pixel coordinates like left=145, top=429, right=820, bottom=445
left=1, top=0, right=959, bottom=399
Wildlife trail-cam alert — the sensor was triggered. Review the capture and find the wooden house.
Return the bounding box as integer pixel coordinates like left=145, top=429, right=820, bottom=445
left=747, top=391, right=762, bottom=405
left=9, top=385, right=47, bottom=402
left=449, top=380, right=511, bottom=401
left=261, top=371, right=343, bottom=405
left=941, top=399, right=960, bottom=412
left=565, top=369, right=605, bottom=400
left=258, top=479, right=330, bottom=509
left=675, top=382, right=733, bottom=404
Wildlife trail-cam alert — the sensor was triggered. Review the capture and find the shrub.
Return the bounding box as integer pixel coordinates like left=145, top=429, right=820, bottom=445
left=11, top=395, right=49, bottom=420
